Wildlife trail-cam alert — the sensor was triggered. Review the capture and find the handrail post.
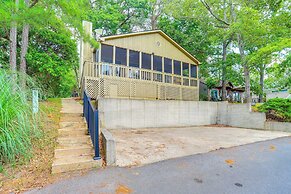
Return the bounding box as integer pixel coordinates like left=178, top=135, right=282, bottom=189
left=93, top=110, right=101, bottom=160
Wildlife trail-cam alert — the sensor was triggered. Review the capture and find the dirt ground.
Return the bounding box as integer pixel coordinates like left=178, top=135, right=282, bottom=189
left=0, top=99, right=96, bottom=194
left=110, top=126, right=291, bottom=167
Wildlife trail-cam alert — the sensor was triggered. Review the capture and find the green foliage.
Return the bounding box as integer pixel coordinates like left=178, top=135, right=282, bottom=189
left=26, top=28, right=78, bottom=97
left=258, top=98, right=291, bottom=122
left=0, top=0, right=93, bottom=97
left=158, top=16, right=213, bottom=64
left=205, top=77, right=217, bottom=89
left=0, top=70, right=41, bottom=166
left=88, top=0, right=150, bottom=35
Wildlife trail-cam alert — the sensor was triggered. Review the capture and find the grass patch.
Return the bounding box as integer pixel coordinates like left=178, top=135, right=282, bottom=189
left=0, top=70, right=41, bottom=168
left=0, top=98, right=62, bottom=193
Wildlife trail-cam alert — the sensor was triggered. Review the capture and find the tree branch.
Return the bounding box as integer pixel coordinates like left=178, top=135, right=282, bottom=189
left=200, top=0, right=230, bottom=26
left=118, top=12, right=135, bottom=29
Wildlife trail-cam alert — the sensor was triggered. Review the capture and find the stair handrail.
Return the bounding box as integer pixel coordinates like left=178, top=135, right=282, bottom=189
left=83, top=90, right=101, bottom=160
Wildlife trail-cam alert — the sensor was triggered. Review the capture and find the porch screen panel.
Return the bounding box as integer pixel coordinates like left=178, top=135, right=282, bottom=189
left=164, top=58, right=172, bottom=73
left=101, top=44, right=113, bottom=63
left=142, top=53, right=151, bottom=70
left=115, top=47, right=127, bottom=65
left=174, top=60, right=181, bottom=75
left=129, top=50, right=139, bottom=68
left=153, top=55, right=162, bottom=72
left=190, top=64, right=197, bottom=78
left=182, top=62, right=189, bottom=76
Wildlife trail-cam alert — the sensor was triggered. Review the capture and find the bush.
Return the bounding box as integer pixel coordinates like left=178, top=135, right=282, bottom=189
left=258, top=98, right=291, bottom=122
left=0, top=70, right=41, bottom=169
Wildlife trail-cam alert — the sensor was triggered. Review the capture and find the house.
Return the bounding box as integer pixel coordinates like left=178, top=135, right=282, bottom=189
left=211, top=81, right=245, bottom=102
left=265, top=89, right=290, bottom=100
left=79, top=21, right=200, bottom=101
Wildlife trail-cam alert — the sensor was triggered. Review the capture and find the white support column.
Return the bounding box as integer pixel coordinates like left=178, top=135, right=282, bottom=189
left=139, top=51, right=142, bottom=80
left=126, top=49, right=129, bottom=78
left=113, top=45, right=116, bottom=77
left=172, top=59, right=174, bottom=84
left=162, top=57, right=164, bottom=83
left=98, top=44, right=101, bottom=77
left=151, top=54, right=153, bottom=81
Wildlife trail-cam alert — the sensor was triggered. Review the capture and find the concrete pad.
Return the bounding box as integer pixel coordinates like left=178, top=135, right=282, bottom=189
left=109, top=126, right=290, bottom=167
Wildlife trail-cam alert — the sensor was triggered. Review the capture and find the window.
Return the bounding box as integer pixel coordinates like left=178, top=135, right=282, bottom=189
left=101, top=44, right=113, bottom=63
left=115, top=47, right=127, bottom=65
left=129, top=50, right=139, bottom=68
left=142, top=53, right=151, bottom=70
left=153, top=55, right=162, bottom=72
left=164, top=58, right=172, bottom=73
left=182, top=62, right=189, bottom=77
left=174, top=60, right=181, bottom=75
left=190, top=64, right=197, bottom=78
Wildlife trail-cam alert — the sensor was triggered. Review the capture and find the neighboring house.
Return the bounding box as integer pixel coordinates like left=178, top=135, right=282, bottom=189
left=79, top=22, right=200, bottom=101
left=211, top=81, right=245, bottom=103
left=265, top=89, right=291, bottom=100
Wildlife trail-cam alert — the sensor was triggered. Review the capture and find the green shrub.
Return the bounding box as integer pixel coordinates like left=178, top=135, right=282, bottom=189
left=258, top=98, right=291, bottom=122
left=0, top=70, right=41, bottom=167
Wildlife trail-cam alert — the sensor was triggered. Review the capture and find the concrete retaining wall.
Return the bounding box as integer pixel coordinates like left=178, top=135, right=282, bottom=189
left=265, top=121, right=291, bottom=132
left=100, top=128, right=116, bottom=165
left=218, top=103, right=266, bottom=129
left=98, top=99, right=218, bottom=129
left=98, top=98, right=290, bottom=132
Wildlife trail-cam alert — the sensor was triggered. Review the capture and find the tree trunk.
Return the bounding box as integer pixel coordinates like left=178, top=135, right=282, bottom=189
left=20, top=24, right=29, bottom=86
left=150, top=0, right=162, bottom=30
left=9, top=24, right=17, bottom=73
left=237, top=34, right=251, bottom=103
left=9, top=0, right=19, bottom=90
left=259, top=64, right=265, bottom=103
left=20, top=0, right=30, bottom=87
left=151, top=16, right=158, bottom=30
left=221, top=41, right=227, bottom=101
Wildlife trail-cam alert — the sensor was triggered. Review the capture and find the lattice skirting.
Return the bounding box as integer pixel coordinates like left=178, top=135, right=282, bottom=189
left=83, top=76, right=199, bottom=101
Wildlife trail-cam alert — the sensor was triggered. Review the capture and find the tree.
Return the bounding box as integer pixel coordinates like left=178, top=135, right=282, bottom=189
left=9, top=0, right=19, bottom=76
left=88, top=0, right=150, bottom=35
left=0, top=0, right=92, bottom=97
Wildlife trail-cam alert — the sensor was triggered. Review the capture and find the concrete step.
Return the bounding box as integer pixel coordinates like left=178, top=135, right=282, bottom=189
left=58, top=128, right=88, bottom=137
left=60, top=116, right=85, bottom=122
left=54, top=146, right=94, bottom=158
left=57, top=136, right=91, bottom=144
left=52, top=155, right=101, bottom=174
left=61, top=113, right=83, bottom=118
left=60, top=122, right=87, bottom=128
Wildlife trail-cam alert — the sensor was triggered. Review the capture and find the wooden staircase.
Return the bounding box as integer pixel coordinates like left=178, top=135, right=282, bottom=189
left=51, top=99, right=101, bottom=174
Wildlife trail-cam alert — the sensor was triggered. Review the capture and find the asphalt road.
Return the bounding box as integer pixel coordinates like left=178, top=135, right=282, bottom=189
left=27, top=137, right=291, bottom=194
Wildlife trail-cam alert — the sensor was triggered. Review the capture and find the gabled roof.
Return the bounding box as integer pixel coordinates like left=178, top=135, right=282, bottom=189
left=100, top=30, right=201, bottom=65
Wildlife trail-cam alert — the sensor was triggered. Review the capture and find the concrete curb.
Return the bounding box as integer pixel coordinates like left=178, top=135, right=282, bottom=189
left=101, top=128, right=116, bottom=166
